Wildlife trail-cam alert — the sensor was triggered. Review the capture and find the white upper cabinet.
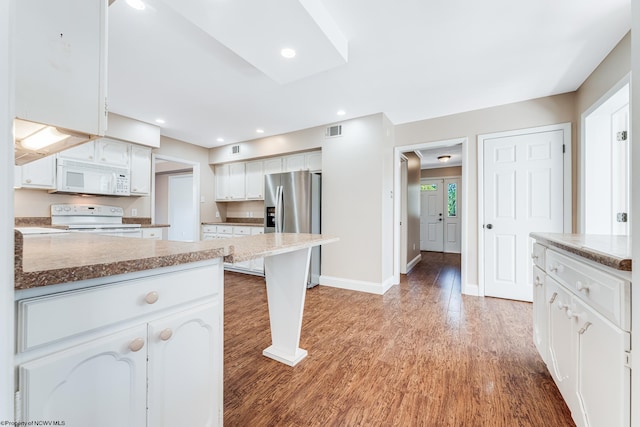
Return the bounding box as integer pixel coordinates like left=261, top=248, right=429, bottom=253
left=229, top=163, right=246, bottom=200
left=18, top=155, right=57, bottom=190
left=96, top=139, right=130, bottom=167
left=57, top=141, right=96, bottom=162
left=15, top=0, right=108, bottom=136
left=245, top=161, right=264, bottom=200
left=215, top=164, right=230, bottom=201
left=283, top=154, right=306, bottom=172
left=130, top=145, right=152, bottom=195
left=263, top=158, right=283, bottom=175
left=305, top=151, right=322, bottom=171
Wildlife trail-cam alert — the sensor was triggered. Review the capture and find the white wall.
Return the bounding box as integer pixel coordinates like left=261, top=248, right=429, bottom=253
left=1, top=0, right=14, bottom=419
left=209, top=113, right=396, bottom=293
left=405, top=152, right=421, bottom=267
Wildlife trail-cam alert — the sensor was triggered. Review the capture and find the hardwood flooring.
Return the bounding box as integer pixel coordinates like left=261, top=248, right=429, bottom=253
left=223, top=252, right=575, bottom=426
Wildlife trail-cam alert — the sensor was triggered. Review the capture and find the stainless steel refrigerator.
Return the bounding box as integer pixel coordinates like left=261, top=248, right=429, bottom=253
left=264, top=171, right=321, bottom=287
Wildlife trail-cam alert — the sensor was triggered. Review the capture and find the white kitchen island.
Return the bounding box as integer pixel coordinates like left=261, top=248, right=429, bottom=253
left=13, top=231, right=337, bottom=427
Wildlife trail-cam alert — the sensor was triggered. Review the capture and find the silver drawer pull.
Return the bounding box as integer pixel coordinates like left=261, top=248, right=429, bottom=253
left=576, top=281, right=590, bottom=292
left=159, top=328, right=173, bottom=341
left=578, top=322, right=592, bottom=335
left=145, top=291, right=159, bottom=304
left=129, top=338, right=145, bottom=352
left=548, top=292, right=558, bottom=304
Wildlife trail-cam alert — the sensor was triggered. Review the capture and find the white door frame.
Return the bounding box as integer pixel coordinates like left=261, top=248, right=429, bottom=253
left=151, top=154, right=201, bottom=241
left=394, top=137, right=469, bottom=290
left=477, top=123, right=572, bottom=297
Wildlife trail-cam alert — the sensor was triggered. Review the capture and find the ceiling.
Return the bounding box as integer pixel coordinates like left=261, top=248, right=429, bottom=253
left=417, top=144, right=463, bottom=170
left=107, top=0, right=631, bottom=149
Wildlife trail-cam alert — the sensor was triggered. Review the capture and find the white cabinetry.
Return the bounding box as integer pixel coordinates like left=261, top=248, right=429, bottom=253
left=15, top=0, right=108, bottom=136
left=200, top=225, right=265, bottom=276
left=532, top=243, right=631, bottom=427
left=58, top=138, right=130, bottom=168
left=57, top=140, right=96, bottom=162
left=245, top=160, right=264, bottom=199
left=131, top=145, right=152, bottom=195
left=142, top=227, right=164, bottom=240
left=15, top=262, right=223, bottom=426
left=283, top=154, right=306, bottom=172
left=305, top=151, right=322, bottom=171
left=229, top=163, right=246, bottom=200
left=263, top=158, right=283, bottom=175
left=17, top=155, right=56, bottom=189
left=215, top=164, right=230, bottom=201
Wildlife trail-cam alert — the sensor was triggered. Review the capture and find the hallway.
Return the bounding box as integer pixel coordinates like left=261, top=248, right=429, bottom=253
left=223, top=252, right=574, bottom=426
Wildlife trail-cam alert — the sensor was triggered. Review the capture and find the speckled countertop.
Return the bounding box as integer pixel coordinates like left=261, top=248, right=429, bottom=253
left=530, top=233, right=632, bottom=271
left=14, top=231, right=338, bottom=290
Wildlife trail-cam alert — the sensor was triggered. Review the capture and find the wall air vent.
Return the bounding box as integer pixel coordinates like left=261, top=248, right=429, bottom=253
left=231, top=145, right=240, bottom=154
left=325, top=125, right=342, bottom=138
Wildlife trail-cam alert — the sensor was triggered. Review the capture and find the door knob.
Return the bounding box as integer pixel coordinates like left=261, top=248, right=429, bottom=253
left=486, top=224, right=493, bottom=229
left=438, top=218, right=442, bottom=222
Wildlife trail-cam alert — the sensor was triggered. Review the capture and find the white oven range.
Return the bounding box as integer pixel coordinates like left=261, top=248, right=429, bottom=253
left=51, top=204, right=142, bottom=237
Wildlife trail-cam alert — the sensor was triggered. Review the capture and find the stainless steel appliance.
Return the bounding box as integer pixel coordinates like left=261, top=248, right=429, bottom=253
left=51, top=204, right=141, bottom=237
left=54, top=159, right=130, bottom=196
left=264, top=171, right=321, bottom=287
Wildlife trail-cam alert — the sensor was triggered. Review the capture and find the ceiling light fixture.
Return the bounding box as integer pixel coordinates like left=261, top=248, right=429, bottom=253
left=20, top=126, right=70, bottom=150
left=216, top=138, right=224, bottom=143
left=280, top=48, right=296, bottom=59
left=126, top=0, right=146, bottom=10
left=155, top=118, right=166, bottom=124
left=337, top=110, right=346, bottom=116
left=256, top=129, right=264, bottom=134
left=437, top=155, right=451, bottom=163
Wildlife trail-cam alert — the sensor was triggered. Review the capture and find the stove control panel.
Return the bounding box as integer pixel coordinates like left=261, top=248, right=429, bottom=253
left=51, top=204, right=124, bottom=217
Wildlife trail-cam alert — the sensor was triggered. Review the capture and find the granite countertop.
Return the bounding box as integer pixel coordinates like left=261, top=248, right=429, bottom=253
left=202, top=222, right=264, bottom=227
left=14, top=230, right=338, bottom=290
left=530, top=232, right=632, bottom=271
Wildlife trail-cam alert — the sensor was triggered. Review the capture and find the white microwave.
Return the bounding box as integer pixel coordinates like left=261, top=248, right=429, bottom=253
left=54, top=159, right=131, bottom=196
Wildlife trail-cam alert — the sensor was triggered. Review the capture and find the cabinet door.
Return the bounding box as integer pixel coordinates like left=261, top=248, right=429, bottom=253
left=229, top=162, right=246, bottom=200
left=148, top=301, right=222, bottom=427
left=215, top=164, right=229, bottom=201
left=57, top=140, right=96, bottom=162
left=532, top=266, right=547, bottom=363
left=573, top=298, right=630, bottom=427
left=283, top=154, right=305, bottom=172
left=20, top=155, right=56, bottom=189
left=130, top=145, right=151, bottom=195
left=18, top=325, right=147, bottom=427
left=15, top=0, right=107, bottom=136
left=305, top=151, right=322, bottom=171
left=97, top=139, right=130, bottom=167
left=264, top=158, right=283, bottom=175
left=245, top=160, right=264, bottom=199
left=545, top=277, right=575, bottom=407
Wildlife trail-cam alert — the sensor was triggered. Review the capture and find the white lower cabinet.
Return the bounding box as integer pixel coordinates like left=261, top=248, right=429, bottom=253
left=533, top=243, right=631, bottom=427
left=202, top=225, right=264, bottom=276
left=15, top=262, right=223, bottom=427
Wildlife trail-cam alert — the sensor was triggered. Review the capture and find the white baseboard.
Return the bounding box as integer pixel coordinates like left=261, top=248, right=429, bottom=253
left=320, top=275, right=397, bottom=295
left=405, top=254, right=422, bottom=274
left=463, top=283, right=480, bottom=296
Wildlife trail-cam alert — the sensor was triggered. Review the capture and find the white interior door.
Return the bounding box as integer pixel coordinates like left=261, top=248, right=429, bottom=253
left=483, top=128, right=565, bottom=301
left=168, top=174, right=195, bottom=242
left=420, top=179, right=444, bottom=252
left=443, top=177, right=461, bottom=253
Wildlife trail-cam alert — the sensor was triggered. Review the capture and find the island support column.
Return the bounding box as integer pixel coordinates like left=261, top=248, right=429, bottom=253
left=262, top=247, right=312, bottom=366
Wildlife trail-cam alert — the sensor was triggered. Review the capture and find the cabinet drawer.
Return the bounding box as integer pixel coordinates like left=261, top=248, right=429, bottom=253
left=202, top=225, right=217, bottom=234
left=217, top=225, right=233, bottom=234
left=251, top=227, right=264, bottom=236
left=17, top=263, right=220, bottom=352
left=546, top=250, right=630, bottom=330
left=531, top=243, right=545, bottom=269
left=142, top=228, right=162, bottom=239
left=233, top=226, right=251, bottom=236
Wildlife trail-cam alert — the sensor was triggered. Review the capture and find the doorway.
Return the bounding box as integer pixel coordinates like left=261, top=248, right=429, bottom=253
left=420, top=176, right=462, bottom=253
left=152, top=154, right=201, bottom=242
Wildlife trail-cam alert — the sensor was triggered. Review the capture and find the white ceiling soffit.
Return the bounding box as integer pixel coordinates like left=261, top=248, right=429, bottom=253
left=418, top=144, right=463, bottom=169
left=159, top=0, right=348, bottom=84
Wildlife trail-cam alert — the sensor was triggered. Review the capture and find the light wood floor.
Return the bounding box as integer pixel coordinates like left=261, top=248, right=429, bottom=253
left=223, top=252, right=575, bottom=426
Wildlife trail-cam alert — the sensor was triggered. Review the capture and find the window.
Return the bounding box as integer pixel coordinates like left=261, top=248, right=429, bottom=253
left=447, top=183, right=457, bottom=217
left=421, top=184, right=437, bottom=191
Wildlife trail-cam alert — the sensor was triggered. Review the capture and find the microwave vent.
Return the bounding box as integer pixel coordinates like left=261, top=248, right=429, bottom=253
left=325, top=125, right=342, bottom=138
left=231, top=145, right=240, bottom=154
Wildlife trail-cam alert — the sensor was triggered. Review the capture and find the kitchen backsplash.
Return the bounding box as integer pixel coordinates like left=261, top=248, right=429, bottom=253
left=224, top=200, right=264, bottom=220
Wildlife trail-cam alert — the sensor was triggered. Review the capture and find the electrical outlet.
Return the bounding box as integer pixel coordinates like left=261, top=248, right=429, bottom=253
left=246, top=211, right=250, bottom=217
left=131, top=208, right=137, bottom=217
left=215, top=211, right=220, bottom=218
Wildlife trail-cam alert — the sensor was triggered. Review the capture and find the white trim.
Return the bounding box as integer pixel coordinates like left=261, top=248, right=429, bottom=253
left=579, top=73, right=630, bottom=233
left=151, top=153, right=201, bottom=241
left=394, top=137, right=471, bottom=293
left=464, top=283, right=479, bottom=296
left=477, top=122, right=572, bottom=297
left=320, top=275, right=396, bottom=295
left=405, top=254, right=422, bottom=274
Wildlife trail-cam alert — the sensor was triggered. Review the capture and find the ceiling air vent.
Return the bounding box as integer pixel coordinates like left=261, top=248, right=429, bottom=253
left=325, top=125, right=342, bottom=138
left=231, top=145, right=240, bottom=154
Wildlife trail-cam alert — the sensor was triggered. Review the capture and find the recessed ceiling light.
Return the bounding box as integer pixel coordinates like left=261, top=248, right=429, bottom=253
left=126, top=0, right=146, bottom=10
left=280, top=48, right=296, bottom=59
left=155, top=118, right=165, bottom=124
left=216, top=138, right=224, bottom=143
left=337, top=110, right=346, bottom=116
left=256, top=129, right=265, bottom=134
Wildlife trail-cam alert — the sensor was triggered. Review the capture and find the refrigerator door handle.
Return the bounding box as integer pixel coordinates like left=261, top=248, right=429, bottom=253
left=275, top=185, right=284, bottom=233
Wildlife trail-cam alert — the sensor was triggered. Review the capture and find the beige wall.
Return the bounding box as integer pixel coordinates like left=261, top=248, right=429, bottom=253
left=421, top=166, right=462, bottom=179
left=405, top=152, right=421, bottom=265
left=395, top=93, right=576, bottom=289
